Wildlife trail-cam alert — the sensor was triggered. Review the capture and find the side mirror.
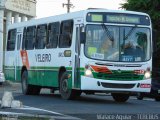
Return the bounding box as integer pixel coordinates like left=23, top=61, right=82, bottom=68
left=80, top=32, right=86, bottom=44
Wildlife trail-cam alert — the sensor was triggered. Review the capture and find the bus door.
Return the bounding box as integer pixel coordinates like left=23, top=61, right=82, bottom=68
left=73, top=18, right=83, bottom=89
left=15, top=28, right=23, bottom=81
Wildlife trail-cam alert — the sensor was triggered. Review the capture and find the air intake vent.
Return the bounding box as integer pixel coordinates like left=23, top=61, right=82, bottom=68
left=101, top=82, right=135, bottom=89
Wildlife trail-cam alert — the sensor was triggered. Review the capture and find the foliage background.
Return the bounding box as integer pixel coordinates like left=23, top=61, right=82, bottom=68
left=121, top=0, right=160, bottom=48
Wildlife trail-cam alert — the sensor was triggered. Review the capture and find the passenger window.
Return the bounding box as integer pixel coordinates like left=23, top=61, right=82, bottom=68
left=59, top=20, right=73, bottom=48
left=7, top=29, right=16, bottom=51
left=35, top=25, right=47, bottom=49
left=47, top=22, right=59, bottom=48
left=25, top=26, right=36, bottom=50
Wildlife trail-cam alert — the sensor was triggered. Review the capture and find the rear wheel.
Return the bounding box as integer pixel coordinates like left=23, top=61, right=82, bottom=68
left=21, top=70, right=32, bottom=95
left=112, top=93, right=130, bottom=102
left=21, top=70, right=41, bottom=95
left=60, top=72, right=81, bottom=100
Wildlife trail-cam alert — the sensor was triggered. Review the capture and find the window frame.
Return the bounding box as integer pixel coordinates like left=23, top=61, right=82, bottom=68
left=7, top=29, right=17, bottom=51
left=35, top=24, right=47, bottom=49
left=25, top=26, right=36, bottom=50
left=59, top=20, right=74, bottom=48
left=46, top=22, right=60, bottom=49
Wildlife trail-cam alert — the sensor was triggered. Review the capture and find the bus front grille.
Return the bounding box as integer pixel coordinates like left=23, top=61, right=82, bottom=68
left=101, top=82, right=135, bottom=89
left=93, top=71, right=143, bottom=81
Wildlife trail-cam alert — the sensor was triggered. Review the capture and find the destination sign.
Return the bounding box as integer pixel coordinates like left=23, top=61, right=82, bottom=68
left=106, top=15, right=140, bottom=24
left=86, top=12, right=150, bottom=25
left=91, top=14, right=103, bottom=22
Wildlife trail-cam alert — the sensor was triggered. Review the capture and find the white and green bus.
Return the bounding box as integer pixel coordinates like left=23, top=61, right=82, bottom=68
left=4, top=9, right=152, bottom=102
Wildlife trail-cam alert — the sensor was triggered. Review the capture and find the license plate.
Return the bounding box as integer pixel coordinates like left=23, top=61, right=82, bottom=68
left=158, top=90, right=160, bottom=94
left=122, top=55, right=133, bottom=62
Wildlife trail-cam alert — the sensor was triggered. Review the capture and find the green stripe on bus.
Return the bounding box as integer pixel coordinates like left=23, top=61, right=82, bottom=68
left=4, top=66, right=74, bottom=87
left=92, top=70, right=146, bottom=81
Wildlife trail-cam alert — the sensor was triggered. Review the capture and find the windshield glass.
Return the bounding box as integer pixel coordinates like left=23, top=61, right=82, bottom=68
left=84, top=25, right=151, bottom=62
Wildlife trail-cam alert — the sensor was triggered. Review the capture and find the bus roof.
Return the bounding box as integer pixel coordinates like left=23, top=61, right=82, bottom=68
left=8, top=9, right=150, bottom=30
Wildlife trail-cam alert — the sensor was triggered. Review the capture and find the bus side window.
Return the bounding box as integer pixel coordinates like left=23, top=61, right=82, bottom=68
left=25, top=26, right=36, bottom=50
left=7, top=29, right=16, bottom=51
left=35, top=24, right=47, bottom=49
left=59, top=20, right=73, bottom=48
left=46, top=22, right=59, bottom=48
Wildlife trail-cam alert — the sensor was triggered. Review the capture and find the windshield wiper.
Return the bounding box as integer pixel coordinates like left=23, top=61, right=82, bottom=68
left=101, top=24, right=114, bottom=41
left=124, top=25, right=137, bottom=40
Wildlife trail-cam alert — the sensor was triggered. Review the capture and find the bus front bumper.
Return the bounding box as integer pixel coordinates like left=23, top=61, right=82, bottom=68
left=81, top=76, right=151, bottom=93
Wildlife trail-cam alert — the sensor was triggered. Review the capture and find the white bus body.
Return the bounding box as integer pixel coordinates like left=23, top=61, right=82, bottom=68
left=4, top=9, right=152, bottom=102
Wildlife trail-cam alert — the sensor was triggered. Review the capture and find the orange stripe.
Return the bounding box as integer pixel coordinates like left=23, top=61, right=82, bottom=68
left=20, top=50, right=30, bottom=69
left=90, top=65, right=112, bottom=74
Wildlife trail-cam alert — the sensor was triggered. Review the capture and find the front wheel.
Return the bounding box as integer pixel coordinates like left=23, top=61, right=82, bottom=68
left=112, top=93, right=130, bottom=102
left=137, top=93, right=144, bottom=100
left=60, top=72, right=81, bottom=100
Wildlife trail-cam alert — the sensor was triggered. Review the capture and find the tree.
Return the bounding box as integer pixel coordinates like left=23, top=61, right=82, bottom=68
left=121, top=0, right=160, bottom=47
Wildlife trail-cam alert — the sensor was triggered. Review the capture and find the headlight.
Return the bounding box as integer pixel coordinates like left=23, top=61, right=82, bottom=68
left=85, top=69, right=93, bottom=77
left=144, top=71, right=151, bottom=79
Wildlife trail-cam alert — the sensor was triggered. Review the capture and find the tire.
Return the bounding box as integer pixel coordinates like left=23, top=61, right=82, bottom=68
left=60, top=72, right=81, bottom=100
left=112, top=93, right=130, bottom=102
left=137, top=93, right=144, bottom=100
left=21, top=71, right=41, bottom=95
left=21, top=70, right=32, bottom=95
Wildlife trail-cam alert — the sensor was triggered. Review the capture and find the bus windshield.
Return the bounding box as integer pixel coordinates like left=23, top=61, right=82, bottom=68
left=84, top=24, right=151, bottom=62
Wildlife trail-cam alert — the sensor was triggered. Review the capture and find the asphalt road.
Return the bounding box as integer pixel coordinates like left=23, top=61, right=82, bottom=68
left=0, top=81, right=160, bottom=120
